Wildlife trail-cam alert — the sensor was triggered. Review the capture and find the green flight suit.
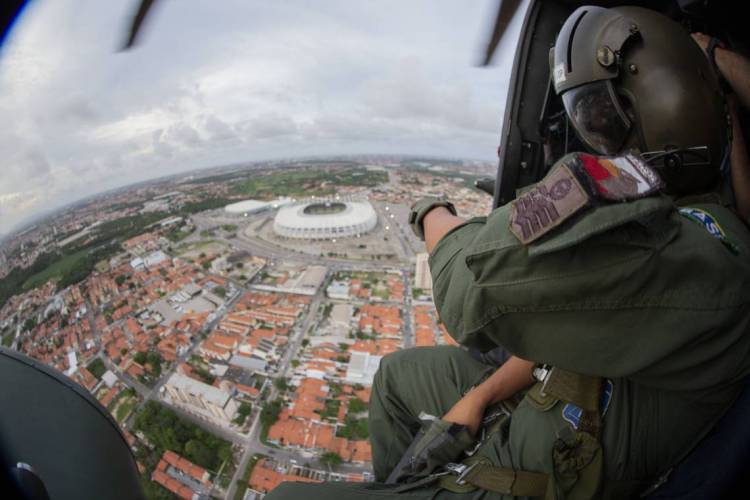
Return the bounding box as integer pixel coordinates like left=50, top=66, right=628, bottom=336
left=266, top=160, right=750, bottom=499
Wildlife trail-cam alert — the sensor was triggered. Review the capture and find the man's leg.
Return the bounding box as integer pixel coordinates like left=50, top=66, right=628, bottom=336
left=369, top=345, right=495, bottom=481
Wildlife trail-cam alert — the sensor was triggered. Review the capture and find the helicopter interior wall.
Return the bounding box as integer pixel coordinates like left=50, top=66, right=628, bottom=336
left=0, top=347, right=144, bottom=500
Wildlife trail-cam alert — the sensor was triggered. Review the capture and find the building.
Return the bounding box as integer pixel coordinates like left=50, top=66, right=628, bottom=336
left=151, top=450, right=211, bottom=499
left=273, top=200, right=377, bottom=240
left=414, top=252, right=432, bottom=291
left=326, top=281, right=349, bottom=300
left=163, top=373, right=238, bottom=423
left=229, top=354, right=266, bottom=373
left=144, top=250, right=169, bottom=268
left=345, top=351, right=382, bottom=385
left=224, top=199, right=272, bottom=216
left=255, top=265, right=328, bottom=296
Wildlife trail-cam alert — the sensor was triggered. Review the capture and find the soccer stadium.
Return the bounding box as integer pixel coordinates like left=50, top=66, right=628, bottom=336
left=273, top=200, right=378, bottom=240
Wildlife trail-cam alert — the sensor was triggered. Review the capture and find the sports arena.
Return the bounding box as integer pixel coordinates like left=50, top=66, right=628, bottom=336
left=273, top=200, right=378, bottom=240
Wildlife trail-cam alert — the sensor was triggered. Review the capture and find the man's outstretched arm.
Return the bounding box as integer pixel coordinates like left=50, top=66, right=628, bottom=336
left=421, top=204, right=536, bottom=435
left=423, top=206, right=466, bottom=253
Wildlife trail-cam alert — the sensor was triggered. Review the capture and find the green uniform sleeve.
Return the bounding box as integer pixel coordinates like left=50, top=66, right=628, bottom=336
left=429, top=197, right=750, bottom=393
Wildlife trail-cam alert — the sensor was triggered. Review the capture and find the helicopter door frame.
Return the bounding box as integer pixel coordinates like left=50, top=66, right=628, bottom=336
left=493, top=0, right=575, bottom=208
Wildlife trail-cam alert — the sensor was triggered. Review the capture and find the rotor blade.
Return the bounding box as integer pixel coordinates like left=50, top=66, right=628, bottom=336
left=121, top=0, right=157, bottom=50
left=480, top=0, right=522, bottom=66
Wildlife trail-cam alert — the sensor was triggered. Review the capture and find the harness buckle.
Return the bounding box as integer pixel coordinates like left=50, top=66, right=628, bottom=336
left=444, top=462, right=478, bottom=485
left=533, top=364, right=553, bottom=396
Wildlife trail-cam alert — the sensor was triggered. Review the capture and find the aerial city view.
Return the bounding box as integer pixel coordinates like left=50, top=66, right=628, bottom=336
left=8, top=0, right=750, bottom=499
left=0, top=1, right=515, bottom=496
left=0, top=156, right=494, bottom=499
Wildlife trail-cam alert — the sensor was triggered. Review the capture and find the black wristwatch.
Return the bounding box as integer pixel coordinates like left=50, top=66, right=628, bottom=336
left=408, top=197, right=457, bottom=241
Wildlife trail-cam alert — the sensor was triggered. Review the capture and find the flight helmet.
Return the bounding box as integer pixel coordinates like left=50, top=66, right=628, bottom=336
left=552, top=6, right=730, bottom=195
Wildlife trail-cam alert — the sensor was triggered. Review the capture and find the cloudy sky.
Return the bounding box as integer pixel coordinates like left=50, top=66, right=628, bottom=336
left=0, top=0, right=526, bottom=233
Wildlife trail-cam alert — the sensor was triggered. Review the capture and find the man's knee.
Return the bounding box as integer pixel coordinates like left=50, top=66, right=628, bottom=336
left=374, top=346, right=467, bottom=394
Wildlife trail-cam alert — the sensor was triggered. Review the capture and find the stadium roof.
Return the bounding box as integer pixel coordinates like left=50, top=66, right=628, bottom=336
left=224, top=199, right=271, bottom=214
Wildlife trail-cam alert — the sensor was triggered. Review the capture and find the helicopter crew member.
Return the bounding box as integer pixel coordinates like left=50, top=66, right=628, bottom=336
left=267, top=6, right=750, bottom=499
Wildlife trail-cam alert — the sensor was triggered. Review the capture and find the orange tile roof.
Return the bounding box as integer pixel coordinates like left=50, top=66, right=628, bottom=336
left=249, top=459, right=321, bottom=493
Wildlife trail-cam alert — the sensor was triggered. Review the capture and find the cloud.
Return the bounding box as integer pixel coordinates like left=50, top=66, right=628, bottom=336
left=0, top=0, right=529, bottom=232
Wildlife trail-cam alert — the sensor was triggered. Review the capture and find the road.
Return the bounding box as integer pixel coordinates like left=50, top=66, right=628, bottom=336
left=89, top=209, right=415, bottom=499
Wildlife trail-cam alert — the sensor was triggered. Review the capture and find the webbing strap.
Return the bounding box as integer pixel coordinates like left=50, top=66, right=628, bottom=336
left=541, top=368, right=602, bottom=412
left=462, top=462, right=549, bottom=497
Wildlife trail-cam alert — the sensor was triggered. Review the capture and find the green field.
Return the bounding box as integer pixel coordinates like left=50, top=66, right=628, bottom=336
left=231, top=167, right=388, bottom=198
left=22, top=248, right=91, bottom=290
left=115, top=396, right=137, bottom=423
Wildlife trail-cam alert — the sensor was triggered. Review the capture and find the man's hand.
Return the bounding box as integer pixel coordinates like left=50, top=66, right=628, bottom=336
left=691, top=32, right=714, bottom=59
left=443, top=356, right=536, bottom=436
left=442, top=388, right=488, bottom=436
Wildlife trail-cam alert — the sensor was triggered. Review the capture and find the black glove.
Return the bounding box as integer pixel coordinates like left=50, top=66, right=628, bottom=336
left=408, top=197, right=457, bottom=241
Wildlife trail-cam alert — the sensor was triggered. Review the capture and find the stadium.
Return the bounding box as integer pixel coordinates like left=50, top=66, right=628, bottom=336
left=273, top=200, right=378, bottom=240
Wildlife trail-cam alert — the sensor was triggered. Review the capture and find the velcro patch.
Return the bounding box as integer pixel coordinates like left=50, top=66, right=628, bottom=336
left=579, top=153, right=663, bottom=200
left=509, top=164, right=590, bottom=244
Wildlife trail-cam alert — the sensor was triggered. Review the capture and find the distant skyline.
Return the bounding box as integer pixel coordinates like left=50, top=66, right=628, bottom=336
left=0, top=0, right=527, bottom=234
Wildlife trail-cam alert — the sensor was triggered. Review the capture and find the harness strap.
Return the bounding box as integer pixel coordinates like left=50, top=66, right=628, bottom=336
left=538, top=366, right=603, bottom=437
left=459, top=462, right=549, bottom=497
left=541, top=367, right=602, bottom=412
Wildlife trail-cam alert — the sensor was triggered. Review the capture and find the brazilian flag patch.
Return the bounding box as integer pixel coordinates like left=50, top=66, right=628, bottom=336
left=679, top=207, right=740, bottom=255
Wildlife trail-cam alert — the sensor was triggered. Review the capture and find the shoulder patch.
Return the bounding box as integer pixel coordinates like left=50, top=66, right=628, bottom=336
left=679, top=207, right=740, bottom=254
left=562, top=379, right=613, bottom=431
left=578, top=153, right=663, bottom=200
left=509, top=164, right=590, bottom=244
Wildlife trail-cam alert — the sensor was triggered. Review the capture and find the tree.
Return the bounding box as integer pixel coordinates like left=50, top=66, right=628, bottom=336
left=134, top=351, right=148, bottom=365
left=146, top=351, right=162, bottom=376
left=301, top=339, right=310, bottom=347
left=260, top=400, right=282, bottom=428
left=320, top=452, right=343, bottom=469
left=348, top=398, right=367, bottom=414
left=23, top=317, right=37, bottom=332
left=87, top=358, right=106, bottom=379
left=115, top=275, right=126, bottom=286
left=274, top=378, right=288, bottom=391
left=234, top=403, right=253, bottom=425
left=185, top=440, right=213, bottom=469
left=214, top=286, right=227, bottom=298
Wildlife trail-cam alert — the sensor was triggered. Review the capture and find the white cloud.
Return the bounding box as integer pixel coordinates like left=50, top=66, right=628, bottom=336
left=0, top=0, right=528, bottom=233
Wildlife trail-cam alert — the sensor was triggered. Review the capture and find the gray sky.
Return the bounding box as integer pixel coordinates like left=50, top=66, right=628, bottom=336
left=0, top=0, right=526, bottom=233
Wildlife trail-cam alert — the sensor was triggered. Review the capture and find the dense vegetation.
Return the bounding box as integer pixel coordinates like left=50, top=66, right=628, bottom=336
left=178, top=197, right=235, bottom=215
left=133, top=351, right=163, bottom=378
left=337, top=416, right=369, bottom=440
left=259, top=399, right=282, bottom=444
left=231, top=167, right=387, bottom=198
left=133, top=400, right=233, bottom=499
left=320, top=451, right=343, bottom=469
left=233, top=402, right=252, bottom=425
left=87, top=358, right=106, bottom=379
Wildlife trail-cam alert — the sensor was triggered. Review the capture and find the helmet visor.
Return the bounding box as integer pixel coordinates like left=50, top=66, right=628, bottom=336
left=562, top=80, right=631, bottom=155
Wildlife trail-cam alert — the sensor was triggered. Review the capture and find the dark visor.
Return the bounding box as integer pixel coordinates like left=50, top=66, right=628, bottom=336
left=562, top=80, right=631, bottom=155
